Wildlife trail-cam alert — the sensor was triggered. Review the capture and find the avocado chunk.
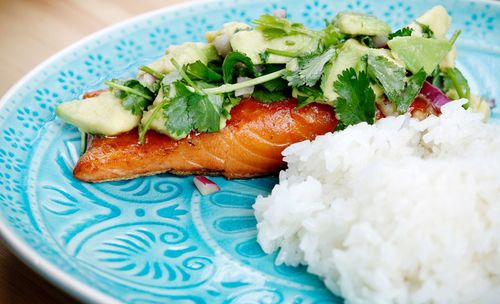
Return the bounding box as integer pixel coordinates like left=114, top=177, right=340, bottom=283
left=468, top=94, right=491, bottom=122
left=333, top=12, right=391, bottom=36
left=205, top=22, right=251, bottom=43
left=141, top=42, right=219, bottom=76
left=388, top=36, right=452, bottom=75
left=321, top=39, right=403, bottom=102
left=409, top=5, right=451, bottom=39
left=407, top=5, right=456, bottom=68
left=55, top=92, right=140, bottom=135
left=230, top=30, right=320, bottom=64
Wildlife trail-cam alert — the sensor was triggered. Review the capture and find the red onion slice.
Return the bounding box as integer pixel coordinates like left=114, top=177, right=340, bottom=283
left=420, top=81, right=450, bottom=109
left=193, top=176, right=221, bottom=196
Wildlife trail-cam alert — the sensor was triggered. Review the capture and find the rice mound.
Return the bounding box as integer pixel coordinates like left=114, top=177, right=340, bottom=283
left=253, top=100, right=500, bottom=304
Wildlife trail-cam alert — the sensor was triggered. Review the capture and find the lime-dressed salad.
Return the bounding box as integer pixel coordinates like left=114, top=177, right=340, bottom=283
left=56, top=5, right=491, bottom=145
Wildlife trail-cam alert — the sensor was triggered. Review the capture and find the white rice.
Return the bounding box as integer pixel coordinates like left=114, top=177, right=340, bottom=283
left=253, top=100, right=500, bottom=304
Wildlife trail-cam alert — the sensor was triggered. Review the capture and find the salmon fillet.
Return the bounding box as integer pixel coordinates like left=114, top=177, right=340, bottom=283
left=73, top=98, right=338, bottom=182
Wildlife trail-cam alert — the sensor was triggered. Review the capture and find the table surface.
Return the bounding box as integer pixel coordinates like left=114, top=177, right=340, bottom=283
left=0, top=1, right=185, bottom=303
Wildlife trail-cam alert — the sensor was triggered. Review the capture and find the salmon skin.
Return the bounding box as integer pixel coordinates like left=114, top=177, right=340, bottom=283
left=74, top=98, right=338, bottom=182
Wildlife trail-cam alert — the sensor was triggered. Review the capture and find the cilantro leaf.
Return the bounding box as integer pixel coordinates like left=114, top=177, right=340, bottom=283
left=251, top=66, right=289, bottom=103
left=162, top=81, right=224, bottom=137
left=334, top=68, right=376, bottom=125
left=106, top=79, right=154, bottom=115
left=188, top=94, right=223, bottom=132
left=388, top=27, right=413, bottom=40
left=396, top=69, right=427, bottom=113
left=322, top=23, right=346, bottom=48
left=222, top=52, right=256, bottom=84
left=162, top=83, right=190, bottom=137
left=415, top=22, right=434, bottom=38
left=162, top=71, right=183, bottom=86
left=293, top=86, right=324, bottom=108
left=284, top=48, right=336, bottom=87
left=259, top=51, right=270, bottom=63
left=252, top=89, right=288, bottom=103
left=252, top=14, right=319, bottom=40
left=261, top=77, right=288, bottom=92
left=367, top=55, right=406, bottom=102
left=185, top=60, right=223, bottom=83
left=366, top=56, right=426, bottom=113
left=143, top=80, right=161, bottom=95
left=164, top=98, right=192, bottom=138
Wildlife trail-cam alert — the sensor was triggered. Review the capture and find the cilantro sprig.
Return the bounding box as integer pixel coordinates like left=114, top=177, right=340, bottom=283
left=101, top=9, right=467, bottom=143
left=334, top=68, right=376, bottom=126
left=106, top=79, right=155, bottom=115
left=388, top=27, right=413, bottom=40
left=367, top=55, right=426, bottom=113
left=253, top=14, right=320, bottom=40
left=253, top=14, right=346, bottom=49
left=284, top=48, right=336, bottom=87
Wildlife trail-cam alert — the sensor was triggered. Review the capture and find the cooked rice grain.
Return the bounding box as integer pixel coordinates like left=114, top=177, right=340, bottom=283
left=254, top=100, right=500, bottom=304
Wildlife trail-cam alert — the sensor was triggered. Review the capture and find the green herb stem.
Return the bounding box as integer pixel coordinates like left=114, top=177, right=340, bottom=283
left=203, top=69, right=286, bottom=95
left=138, top=98, right=171, bottom=144
left=105, top=81, right=153, bottom=100
left=446, top=68, right=470, bottom=99
left=449, top=29, right=461, bottom=45
left=170, top=58, right=202, bottom=94
left=265, top=48, right=299, bottom=57
left=139, top=65, right=165, bottom=79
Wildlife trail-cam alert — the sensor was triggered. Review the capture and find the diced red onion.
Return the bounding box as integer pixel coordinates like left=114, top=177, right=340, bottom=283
left=420, top=81, right=450, bottom=109
left=212, top=34, right=232, bottom=56
left=235, top=77, right=255, bottom=97
left=273, top=9, right=287, bottom=18
left=255, top=65, right=265, bottom=73
left=138, top=72, right=157, bottom=86
left=373, top=34, right=388, bottom=48
left=193, top=176, right=220, bottom=196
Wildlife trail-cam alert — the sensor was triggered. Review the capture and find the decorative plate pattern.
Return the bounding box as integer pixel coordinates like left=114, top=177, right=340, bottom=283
left=0, top=0, right=499, bottom=303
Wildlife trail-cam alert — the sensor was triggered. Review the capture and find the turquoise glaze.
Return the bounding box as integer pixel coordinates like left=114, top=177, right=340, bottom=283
left=0, top=0, right=498, bottom=303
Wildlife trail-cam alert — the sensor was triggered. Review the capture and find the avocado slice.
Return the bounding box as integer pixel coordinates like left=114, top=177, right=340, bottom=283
left=407, top=5, right=456, bottom=69
left=409, top=5, right=451, bottom=39
left=230, top=30, right=320, bottom=64
left=141, top=42, right=219, bottom=76
left=388, top=36, right=452, bottom=75
left=333, top=12, right=391, bottom=36
left=321, top=39, right=403, bottom=102
left=205, top=22, right=251, bottom=43
left=55, top=92, right=140, bottom=135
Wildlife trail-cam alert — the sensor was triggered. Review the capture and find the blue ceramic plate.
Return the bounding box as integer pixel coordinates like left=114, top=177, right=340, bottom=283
left=0, top=0, right=498, bottom=303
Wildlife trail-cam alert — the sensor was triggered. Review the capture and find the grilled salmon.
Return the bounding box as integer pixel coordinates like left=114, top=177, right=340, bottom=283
left=73, top=98, right=338, bottom=182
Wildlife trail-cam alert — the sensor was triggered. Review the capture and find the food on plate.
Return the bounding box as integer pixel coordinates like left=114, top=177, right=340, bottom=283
left=254, top=100, right=500, bottom=304
left=55, top=5, right=491, bottom=182
left=193, top=175, right=220, bottom=196
left=72, top=98, right=336, bottom=181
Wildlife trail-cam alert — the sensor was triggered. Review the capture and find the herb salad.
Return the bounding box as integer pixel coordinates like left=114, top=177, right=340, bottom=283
left=56, top=5, right=491, bottom=144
